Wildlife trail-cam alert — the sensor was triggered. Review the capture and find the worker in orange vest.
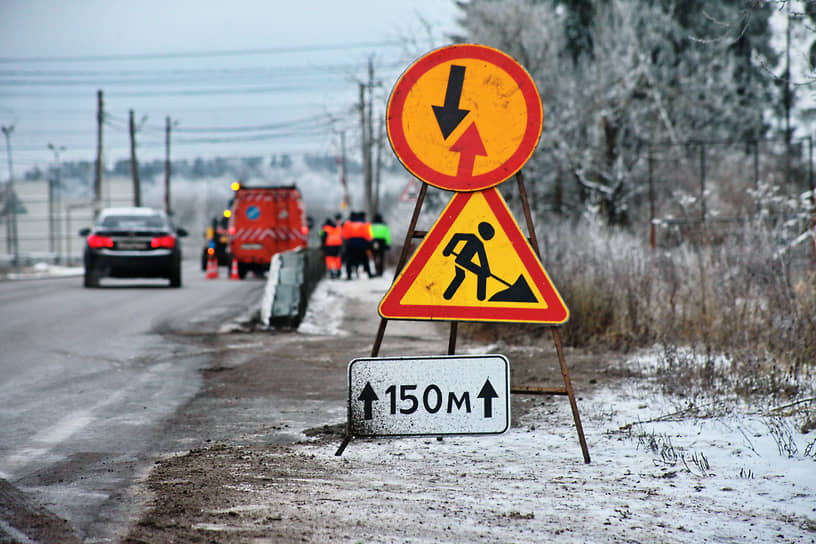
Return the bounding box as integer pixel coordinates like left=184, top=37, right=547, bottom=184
left=320, top=217, right=344, bottom=279
left=341, top=211, right=373, bottom=279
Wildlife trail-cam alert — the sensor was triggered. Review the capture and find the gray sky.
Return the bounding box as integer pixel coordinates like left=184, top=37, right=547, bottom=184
left=0, top=0, right=461, bottom=174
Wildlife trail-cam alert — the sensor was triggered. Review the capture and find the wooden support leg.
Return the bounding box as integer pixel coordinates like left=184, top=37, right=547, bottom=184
left=552, top=327, right=591, bottom=464
left=371, top=317, right=388, bottom=357
left=335, top=433, right=352, bottom=456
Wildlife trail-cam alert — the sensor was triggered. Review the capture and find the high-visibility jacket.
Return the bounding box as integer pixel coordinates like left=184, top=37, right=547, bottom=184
left=371, top=222, right=391, bottom=247
left=342, top=220, right=372, bottom=248
left=322, top=224, right=343, bottom=247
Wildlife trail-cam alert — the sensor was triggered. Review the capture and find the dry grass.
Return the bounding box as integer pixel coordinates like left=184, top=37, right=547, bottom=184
left=461, top=214, right=816, bottom=407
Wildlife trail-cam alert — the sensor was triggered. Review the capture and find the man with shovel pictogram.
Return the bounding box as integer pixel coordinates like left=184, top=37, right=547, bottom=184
left=442, top=221, right=539, bottom=303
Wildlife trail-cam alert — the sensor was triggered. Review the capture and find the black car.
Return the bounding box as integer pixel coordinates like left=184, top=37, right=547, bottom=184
left=79, top=207, right=188, bottom=288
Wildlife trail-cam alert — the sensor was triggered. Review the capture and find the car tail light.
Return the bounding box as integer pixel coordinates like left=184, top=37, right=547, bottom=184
left=87, top=234, right=114, bottom=249
left=150, top=235, right=177, bottom=249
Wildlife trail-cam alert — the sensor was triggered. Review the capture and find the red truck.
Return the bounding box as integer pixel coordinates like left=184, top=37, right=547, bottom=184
left=227, top=185, right=309, bottom=278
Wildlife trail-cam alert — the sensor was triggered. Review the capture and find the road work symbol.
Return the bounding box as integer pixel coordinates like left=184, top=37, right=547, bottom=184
left=379, top=187, right=568, bottom=324
left=386, top=44, right=543, bottom=192
left=442, top=221, right=538, bottom=303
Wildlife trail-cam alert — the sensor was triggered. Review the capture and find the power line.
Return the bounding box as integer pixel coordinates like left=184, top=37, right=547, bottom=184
left=0, top=60, right=405, bottom=80
left=0, top=42, right=399, bottom=168
left=173, top=115, right=332, bottom=134
left=0, top=85, right=362, bottom=99
left=0, top=40, right=402, bottom=64
left=175, top=128, right=332, bottom=145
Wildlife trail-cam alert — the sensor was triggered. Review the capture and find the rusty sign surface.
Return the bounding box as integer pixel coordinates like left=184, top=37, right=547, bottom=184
left=386, top=44, right=543, bottom=192
left=347, top=355, right=510, bottom=437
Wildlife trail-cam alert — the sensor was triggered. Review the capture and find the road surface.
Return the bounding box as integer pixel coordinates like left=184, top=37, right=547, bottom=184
left=0, top=257, right=267, bottom=542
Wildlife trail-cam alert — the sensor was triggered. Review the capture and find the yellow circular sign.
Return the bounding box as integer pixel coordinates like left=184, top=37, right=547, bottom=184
left=387, top=44, right=542, bottom=192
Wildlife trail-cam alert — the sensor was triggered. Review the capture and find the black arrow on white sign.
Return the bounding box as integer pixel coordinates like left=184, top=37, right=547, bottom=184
left=477, top=379, right=499, bottom=418
left=358, top=382, right=378, bottom=420
left=432, top=64, right=470, bottom=139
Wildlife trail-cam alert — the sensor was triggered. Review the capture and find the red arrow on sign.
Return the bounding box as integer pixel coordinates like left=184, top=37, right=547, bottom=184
left=450, top=123, right=487, bottom=178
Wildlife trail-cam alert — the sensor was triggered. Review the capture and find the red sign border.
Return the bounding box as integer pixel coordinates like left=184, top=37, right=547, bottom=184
left=387, top=44, right=543, bottom=192
left=378, top=188, right=569, bottom=323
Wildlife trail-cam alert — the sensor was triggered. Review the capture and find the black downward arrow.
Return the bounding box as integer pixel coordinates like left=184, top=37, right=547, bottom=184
left=358, top=382, right=379, bottom=420
left=477, top=379, right=499, bottom=418
left=432, top=64, right=470, bottom=139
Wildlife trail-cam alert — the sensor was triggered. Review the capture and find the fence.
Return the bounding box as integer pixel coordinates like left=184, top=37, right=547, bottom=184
left=1, top=177, right=134, bottom=267
left=643, top=137, right=814, bottom=266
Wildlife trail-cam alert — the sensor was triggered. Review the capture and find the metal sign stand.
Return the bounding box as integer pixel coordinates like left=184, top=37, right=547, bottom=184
left=336, top=171, right=590, bottom=463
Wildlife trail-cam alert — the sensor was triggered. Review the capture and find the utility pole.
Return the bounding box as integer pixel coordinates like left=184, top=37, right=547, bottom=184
left=359, top=56, right=381, bottom=219
left=2, top=124, right=18, bottom=265
left=48, top=143, right=65, bottom=260
left=808, top=135, right=815, bottom=266
left=784, top=0, right=792, bottom=187
left=335, top=129, right=349, bottom=211
left=164, top=116, right=175, bottom=215
left=359, top=83, right=371, bottom=217
left=129, top=109, right=141, bottom=207
left=373, top=116, right=384, bottom=215
left=94, top=90, right=103, bottom=217
left=367, top=57, right=375, bottom=217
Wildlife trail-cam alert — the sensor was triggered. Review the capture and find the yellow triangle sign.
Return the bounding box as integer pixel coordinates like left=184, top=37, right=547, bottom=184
left=379, top=188, right=569, bottom=323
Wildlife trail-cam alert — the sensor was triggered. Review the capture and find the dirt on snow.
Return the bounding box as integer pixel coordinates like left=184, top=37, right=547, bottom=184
left=123, top=274, right=816, bottom=544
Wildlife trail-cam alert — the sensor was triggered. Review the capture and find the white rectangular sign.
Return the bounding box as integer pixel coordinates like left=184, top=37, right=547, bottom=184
left=347, top=354, right=510, bottom=437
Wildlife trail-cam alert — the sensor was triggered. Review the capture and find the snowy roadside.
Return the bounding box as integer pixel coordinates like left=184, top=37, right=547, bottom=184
left=0, top=262, right=83, bottom=281
left=127, top=272, right=816, bottom=543
left=294, top=274, right=816, bottom=541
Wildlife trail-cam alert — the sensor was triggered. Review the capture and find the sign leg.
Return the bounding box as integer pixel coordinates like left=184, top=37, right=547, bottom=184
left=394, top=182, right=428, bottom=275
left=517, top=168, right=590, bottom=463
left=448, top=321, right=458, bottom=355
left=370, top=181, right=428, bottom=359
left=515, top=170, right=541, bottom=260
left=551, top=327, right=591, bottom=464
left=348, top=180, right=430, bottom=454
left=371, top=318, right=388, bottom=357
left=335, top=433, right=352, bottom=456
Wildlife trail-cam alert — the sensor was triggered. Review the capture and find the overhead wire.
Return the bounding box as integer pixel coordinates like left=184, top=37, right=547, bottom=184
left=0, top=40, right=402, bottom=63
left=1, top=41, right=402, bottom=164
left=0, top=61, right=406, bottom=83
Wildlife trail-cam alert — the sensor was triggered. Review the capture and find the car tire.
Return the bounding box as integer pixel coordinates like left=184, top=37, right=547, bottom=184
left=83, top=268, right=99, bottom=288
left=169, top=263, right=182, bottom=288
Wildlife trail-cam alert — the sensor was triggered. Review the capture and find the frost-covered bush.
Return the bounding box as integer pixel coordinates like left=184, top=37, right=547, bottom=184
left=544, top=210, right=815, bottom=377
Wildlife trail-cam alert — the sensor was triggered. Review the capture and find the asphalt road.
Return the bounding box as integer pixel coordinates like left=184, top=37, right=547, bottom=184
left=0, top=256, right=267, bottom=542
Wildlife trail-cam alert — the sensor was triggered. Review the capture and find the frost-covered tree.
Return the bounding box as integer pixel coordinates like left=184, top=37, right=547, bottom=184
left=453, top=0, right=778, bottom=225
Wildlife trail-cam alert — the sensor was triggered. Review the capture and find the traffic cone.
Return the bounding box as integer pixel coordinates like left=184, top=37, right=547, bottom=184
left=229, top=258, right=240, bottom=280
left=205, top=256, right=219, bottom=279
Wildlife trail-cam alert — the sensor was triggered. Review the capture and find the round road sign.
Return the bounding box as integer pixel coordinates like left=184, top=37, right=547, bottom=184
left=387, top=44, right=543, bottom=192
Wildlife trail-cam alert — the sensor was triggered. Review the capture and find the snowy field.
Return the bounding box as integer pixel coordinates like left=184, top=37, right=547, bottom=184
left=294, top=273, right=816, bottom=543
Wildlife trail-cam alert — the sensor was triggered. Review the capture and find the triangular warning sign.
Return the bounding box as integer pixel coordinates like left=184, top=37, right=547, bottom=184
left=379, top=187, right=569, bottom=323
left=400, top=178, right=420, bottom=202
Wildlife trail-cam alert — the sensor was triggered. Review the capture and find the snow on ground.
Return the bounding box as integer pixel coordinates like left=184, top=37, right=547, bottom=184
left=297, top=276, right=357, bottom=336
left=295, top=273, right=816, bottom=543
left=2, top=262, right=83, bottom=280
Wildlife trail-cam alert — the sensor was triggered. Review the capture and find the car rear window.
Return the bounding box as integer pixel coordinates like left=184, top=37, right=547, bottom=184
left=100, top=215, right=167, bottom=229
